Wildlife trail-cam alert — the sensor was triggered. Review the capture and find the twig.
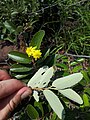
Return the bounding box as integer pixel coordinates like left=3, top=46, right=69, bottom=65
left=28, top=2, right=57, bottom=15
left=64, top=53, right=90, bottom=59
left=0, top=62, right=8, bottom=64
left=65, top=0, right=88, bottom=8
left=27, top=0, right=88, bottom=16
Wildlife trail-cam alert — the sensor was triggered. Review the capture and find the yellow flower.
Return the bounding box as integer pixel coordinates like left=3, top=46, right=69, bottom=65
left=32, top=50, right=42, bottom=60
left=26, top=46, right=36, bottom=57
left=26, top=46, right=42, bottom=60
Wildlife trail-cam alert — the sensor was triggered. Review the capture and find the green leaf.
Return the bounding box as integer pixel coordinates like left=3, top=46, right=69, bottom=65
left=27, top=66, right=48, bottom=88
left=56, top=63, right=68, bottom=70
left=11, top=11, right=18, bottom=16
left=26, top=104, right=39, bottom=119
left=2, top=28, right=6, bottom=34
left=10, top=64, right=32, bottom=72
left=88, top=67, right=90, bottom=75
left=81, top=70, right=90, bottom=84
left=43, top=54, right=55, bottom=66
left=42, top=49, right=50, bottom=60
left=15, top=74, right=29, bottom=79
left=83, top=94, right=89, bottom=107
left=8, top=51, right=31, bottom=64
left=3, top=21, right=16, bottom=33
left=50, top=112, right=57, bottom=120
left=16, top=26, right=23, bottom=34
left=59, top=89, right=83, bottom=104
left=52, top=73, right=83, bottom=89
left=72, top=65, right=82, bottom=72
left=84, top=88, right=90, bottom=96
left=43, top=90, right=65, bottom=120
left=30, top=30, right=45, bottom=49
left=77, top=58, right=84, bottom=62
left=34, top=101, right=44, bottom=116
left=70, top=61, right=78, bottom=66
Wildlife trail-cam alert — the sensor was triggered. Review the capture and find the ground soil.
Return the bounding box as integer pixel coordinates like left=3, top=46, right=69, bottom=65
left=0, top=39, right=26, bottom=70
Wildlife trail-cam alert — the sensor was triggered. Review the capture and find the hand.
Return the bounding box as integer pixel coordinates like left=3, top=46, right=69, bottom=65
left=0, top=70, right=32, bottom=120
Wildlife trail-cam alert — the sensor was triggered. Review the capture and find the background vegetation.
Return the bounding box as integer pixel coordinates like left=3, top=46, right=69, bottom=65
left=0, top=0, right=90, bottom=120
left=0, top=0, right=90, bottom=55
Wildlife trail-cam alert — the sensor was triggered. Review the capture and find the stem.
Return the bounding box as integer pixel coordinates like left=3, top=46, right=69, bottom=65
left=48, top=86, right=58, bottom=90
left=32, top=87, right=47, bottom=91
left=32, top=86, right=58, bottom=91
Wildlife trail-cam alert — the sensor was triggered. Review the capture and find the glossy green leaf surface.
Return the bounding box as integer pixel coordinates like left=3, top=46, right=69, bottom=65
left=30, top=30, right=45, bottom=49
left=59, top=89, right=83, bottom=104
left=81, top=70, right=90, bottom=84
left=3, top=21, right=16, bottom=33
left=52, top=73, right=83, bottom=89
left=26, top=104, right=39, bottom=119
left=10, top=64, right=32, bottom=72
left=70, top=61, right=78, bottom=66
left=83, top=93, right=89, bottom=107
left=8, top=51, right=31, bottom=64
left=72, top=65, right=82, bottom=73
left=84, top=88, right=90, bottom=96
left=43, top=90, right=65, bottom=120
left=34, top=102, right=44, bottom=116
left=15, top=74, right=29, bottom=79
left=56, top=63, right=68, bottom=70
left=42, top=49, right=50, bottom=60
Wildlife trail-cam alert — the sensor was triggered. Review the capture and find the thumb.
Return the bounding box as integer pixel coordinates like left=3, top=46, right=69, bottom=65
left=0, top=87, right=32, bottom=120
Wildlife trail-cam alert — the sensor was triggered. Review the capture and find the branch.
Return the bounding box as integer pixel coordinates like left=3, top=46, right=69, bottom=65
left=27, top=0, right=88, bottom=16
left=64, top=53, right=90, bottom=58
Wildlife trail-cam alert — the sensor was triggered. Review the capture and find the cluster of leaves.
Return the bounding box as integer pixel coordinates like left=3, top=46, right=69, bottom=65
left=0, top=0, right=40, bottom=42
left=0, top=0, right=90, bottom=119
left=7, top=30, right=90, bottom=120
left=0, top=0, right=90, bottom=55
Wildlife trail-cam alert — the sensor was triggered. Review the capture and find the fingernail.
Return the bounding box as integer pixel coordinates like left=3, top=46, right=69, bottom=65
left=21, top=90, right=30, bottom=100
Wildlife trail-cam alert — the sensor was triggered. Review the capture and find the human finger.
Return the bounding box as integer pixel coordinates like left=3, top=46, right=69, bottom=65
left=0, top=87, right=32, bottom=120
left=0, top=79, right=25, bottom=99
left=0, top=70, right=11, bottom=81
